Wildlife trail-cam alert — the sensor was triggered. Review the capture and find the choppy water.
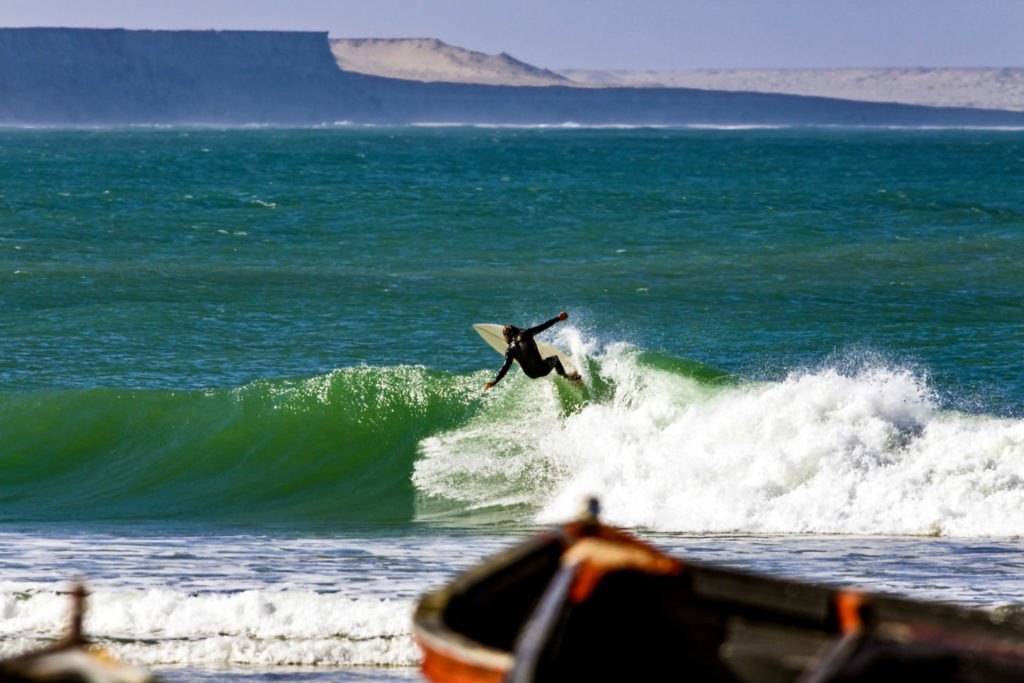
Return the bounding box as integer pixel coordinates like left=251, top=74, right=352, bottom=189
left=2, top=126, right=1023, bottom=680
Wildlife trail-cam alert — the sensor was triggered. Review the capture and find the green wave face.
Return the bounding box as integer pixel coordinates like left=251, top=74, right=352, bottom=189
left=0, top=366, right=481, bottom=523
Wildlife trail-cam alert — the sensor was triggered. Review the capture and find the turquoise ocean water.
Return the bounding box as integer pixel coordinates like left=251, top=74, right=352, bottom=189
left=2, top=126, right=1024, bottom=680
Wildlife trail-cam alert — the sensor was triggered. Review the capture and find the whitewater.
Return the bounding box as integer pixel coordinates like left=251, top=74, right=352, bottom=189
left=414, top=331, right=1024, bottom=537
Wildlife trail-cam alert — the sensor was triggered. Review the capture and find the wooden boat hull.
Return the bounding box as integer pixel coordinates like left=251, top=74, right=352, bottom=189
left=413, top=515, right=1024, bottom=683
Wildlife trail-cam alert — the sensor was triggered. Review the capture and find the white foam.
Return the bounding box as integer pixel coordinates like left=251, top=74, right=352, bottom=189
left=414, top=343, right=1024, bottom=537
left=0, top=589, right=418, bottom=667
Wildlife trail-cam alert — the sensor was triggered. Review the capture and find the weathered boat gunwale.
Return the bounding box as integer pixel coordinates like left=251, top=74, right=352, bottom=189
left=413, top=527, right=572, bottom=682
left=415, top=589, right=515, bottom=682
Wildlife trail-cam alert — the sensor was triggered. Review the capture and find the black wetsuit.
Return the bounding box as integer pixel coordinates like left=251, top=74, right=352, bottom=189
left=491, top=316, right=569, bottom=386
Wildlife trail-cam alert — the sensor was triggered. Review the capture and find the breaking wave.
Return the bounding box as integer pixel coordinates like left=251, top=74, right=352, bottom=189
left=4, top=332, right=1023, bottom=536
left=414, top=338, right=1024, bottom=537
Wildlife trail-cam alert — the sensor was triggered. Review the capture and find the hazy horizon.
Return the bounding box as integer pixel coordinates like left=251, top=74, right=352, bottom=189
left=4, top=0, right=1023, bottom=70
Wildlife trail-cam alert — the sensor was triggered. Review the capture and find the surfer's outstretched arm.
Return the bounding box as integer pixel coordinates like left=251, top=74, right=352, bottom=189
left=523, top=311, right=568, bottom=338
left=485, top=350, right=515, bottom=390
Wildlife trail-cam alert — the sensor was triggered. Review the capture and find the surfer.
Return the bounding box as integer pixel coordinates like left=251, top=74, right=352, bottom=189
left=484, top=311, right=580, bottom=390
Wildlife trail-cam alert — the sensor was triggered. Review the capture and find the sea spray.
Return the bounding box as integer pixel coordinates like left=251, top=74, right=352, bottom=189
left=414, top=346, right=1024, bottom=536
left=412, top=342, right=726, bottom=518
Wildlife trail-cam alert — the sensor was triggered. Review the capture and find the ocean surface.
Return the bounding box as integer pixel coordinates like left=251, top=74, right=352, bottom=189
left=1, top=125, right=1023, bottom=681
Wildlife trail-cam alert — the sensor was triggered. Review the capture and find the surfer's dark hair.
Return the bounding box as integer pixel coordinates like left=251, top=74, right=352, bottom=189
left=503, top=325, right=521, bottom=339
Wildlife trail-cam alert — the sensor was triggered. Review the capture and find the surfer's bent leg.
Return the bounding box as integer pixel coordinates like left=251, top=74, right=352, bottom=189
left=546, top=356, right=568, bottom=378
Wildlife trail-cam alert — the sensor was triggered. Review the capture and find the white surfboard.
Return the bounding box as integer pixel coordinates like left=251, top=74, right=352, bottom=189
left=474, top=323, right=575, bottom=374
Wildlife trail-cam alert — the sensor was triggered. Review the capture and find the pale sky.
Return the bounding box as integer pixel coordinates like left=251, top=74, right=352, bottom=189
left=4, top=0, right=1023, bottom=70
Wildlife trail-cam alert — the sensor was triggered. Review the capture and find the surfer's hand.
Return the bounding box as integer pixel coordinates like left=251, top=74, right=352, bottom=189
left=558, top=311, right=568, bottom=321
left=484, top=382, right=495, bottom=391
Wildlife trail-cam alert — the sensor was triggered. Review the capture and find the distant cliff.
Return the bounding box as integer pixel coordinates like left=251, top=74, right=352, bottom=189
left=330, top=38, right=569, bottom=86
left=0, top=28, right=361, bottom=124
left=2, top=28, right=1024, bottom=127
